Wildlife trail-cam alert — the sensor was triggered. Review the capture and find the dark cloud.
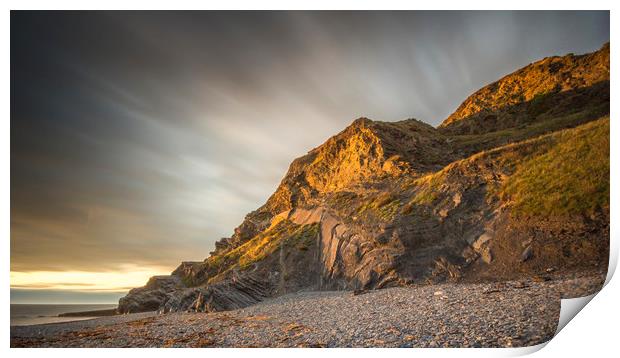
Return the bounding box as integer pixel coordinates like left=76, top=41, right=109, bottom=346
left=11, top=11, right=610, bottom=275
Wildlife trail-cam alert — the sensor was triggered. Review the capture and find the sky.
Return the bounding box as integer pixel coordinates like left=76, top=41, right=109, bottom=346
left=10, top=11, right=609, bottom=303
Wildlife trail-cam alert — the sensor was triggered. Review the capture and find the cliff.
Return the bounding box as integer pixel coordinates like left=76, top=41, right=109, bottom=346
left=118, top=43, right=609, bottom=314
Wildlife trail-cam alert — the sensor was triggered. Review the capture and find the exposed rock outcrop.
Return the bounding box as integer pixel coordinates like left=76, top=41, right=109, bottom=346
left=439, top=43, right=609, bottom=135
left=118, top=275, right=184, bottom=314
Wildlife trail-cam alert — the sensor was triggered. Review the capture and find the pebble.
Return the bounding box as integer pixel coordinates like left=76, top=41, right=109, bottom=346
left=10, top=271, right=604, bottom=348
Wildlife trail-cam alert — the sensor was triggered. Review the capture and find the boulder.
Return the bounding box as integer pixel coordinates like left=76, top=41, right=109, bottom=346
left=117, top=275, right=185, bottom=313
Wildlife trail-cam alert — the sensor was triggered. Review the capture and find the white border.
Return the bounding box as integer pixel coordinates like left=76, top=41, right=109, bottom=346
left=0, top=0, right=617, bottom=10
left=3, top=1, right=617, bottom=357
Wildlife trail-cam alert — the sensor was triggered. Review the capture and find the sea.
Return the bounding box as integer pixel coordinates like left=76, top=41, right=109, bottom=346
left=10, top=304, right=117, bottom=326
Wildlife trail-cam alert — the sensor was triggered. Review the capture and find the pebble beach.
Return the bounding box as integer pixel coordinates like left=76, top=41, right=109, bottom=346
left=10, top=272, right=604, bottom=348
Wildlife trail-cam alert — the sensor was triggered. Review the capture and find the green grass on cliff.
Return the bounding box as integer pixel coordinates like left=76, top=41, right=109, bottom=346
left=401, top=116, right=609, bottom=219
left=408, top=173, right=445, bottom=206
left=499, top=116, right=609, bottom=216
left=207, top=220, right=320, bottom=277
left=356, top=192, right=401, bottom=221
left=449, top=102, right=609, bottom=153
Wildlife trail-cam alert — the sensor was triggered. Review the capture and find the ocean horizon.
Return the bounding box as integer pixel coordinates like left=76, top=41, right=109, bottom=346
left=10, top=304, right=117, bottom=326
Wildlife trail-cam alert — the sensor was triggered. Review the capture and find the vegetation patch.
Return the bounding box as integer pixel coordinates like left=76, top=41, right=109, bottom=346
left=449, top=102, right=609, bottom=153
left=498, top=117, right=609, bottom=216
left=356, top=192, right=401, bottom=221
left=406, top=169, right=448, bottom=207
left=206, top=220, right=320, bottom=277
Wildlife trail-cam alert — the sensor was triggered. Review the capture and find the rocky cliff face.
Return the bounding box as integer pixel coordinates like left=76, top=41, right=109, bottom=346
left=118, top=43, right=610, bottom=314
left=439, top=43, right=609, bottom=135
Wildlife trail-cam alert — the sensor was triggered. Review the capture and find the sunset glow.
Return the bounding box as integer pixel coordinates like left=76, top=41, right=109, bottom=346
left=10, top=266, right=170, bottom=292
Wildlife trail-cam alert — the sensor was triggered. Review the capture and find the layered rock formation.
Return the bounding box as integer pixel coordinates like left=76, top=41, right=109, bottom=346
left=118, top=43, right=609, bottom=314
